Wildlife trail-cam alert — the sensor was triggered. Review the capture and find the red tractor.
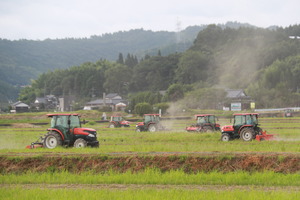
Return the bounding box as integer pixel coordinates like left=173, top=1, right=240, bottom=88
left=26, top=113, right=99, bottom=149
left=135, top=114, right=165, bottom=132
left=186, top=114, right=220, bottom=132
left=109, top=116, right=130, bottom=128
left=221, top=113, right=274, bottom=141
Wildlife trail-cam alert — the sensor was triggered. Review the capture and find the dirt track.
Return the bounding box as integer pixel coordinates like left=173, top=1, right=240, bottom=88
left=1, top=153, right=300, bottom=173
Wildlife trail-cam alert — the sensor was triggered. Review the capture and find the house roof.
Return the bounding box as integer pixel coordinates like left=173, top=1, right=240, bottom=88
left=12, top=101, right=29, bottom=107
left=86, top=98, right=126, bottom=106
left=105, top=93, right=119, bottom=99
left=226, top=89, right=246, bottom=98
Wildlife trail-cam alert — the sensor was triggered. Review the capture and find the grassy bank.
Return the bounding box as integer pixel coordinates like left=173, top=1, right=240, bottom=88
left=1, top=187, right=299, bottom=200
left=1, top=170, right=300, bottom=186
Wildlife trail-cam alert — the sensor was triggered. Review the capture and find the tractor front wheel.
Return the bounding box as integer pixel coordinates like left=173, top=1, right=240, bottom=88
left=221, top=133, right=231, bottom=141
left=43, top=132, right=62, bottom=149
left=240, top=128, right=255, bottom=141
left=74, top=138, right=87, bottom=148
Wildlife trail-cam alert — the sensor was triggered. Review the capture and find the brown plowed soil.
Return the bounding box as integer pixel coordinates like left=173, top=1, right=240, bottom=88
left=1, top=154, right=299, bottom=174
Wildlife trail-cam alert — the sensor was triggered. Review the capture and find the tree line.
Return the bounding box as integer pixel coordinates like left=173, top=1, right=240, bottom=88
left=18, top=24, right=300, bottom=112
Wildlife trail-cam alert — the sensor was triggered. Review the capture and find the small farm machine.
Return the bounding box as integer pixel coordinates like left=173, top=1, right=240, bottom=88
left=26, top=113, right=99, bottom=149
left=109, top=116, right=130, bottom=128
left=136, top=114, right=165, bottom=132
left=186, top=114, right=220, bottom=132
left=220, top=113, right=274, bottom=141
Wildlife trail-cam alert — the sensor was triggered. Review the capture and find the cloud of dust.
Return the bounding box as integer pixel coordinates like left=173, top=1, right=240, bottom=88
left=213, top=30, right=271, bottom=90
left=161, top=102, right=190, bottom=132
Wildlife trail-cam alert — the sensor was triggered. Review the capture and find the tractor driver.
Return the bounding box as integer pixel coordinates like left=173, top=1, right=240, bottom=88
left=246, top=115, right=253, bottom=125
left=198, top=116, right=206, bottom=124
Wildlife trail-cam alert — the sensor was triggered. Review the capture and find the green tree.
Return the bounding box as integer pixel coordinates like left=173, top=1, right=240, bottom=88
left=165, top=84, right=184, bottom=102
left=134, top=102, right=153, bottom=116
left=103, top=64, right=132, bottom=94
left=117, top=53, right=124, bottom=64
left=175, top=51, right=211, bottom=84
left=128, top=91, right=162, bottom=112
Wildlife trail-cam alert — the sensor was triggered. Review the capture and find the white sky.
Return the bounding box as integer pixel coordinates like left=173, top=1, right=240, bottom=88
left=0, top=0, right=299, bottom=40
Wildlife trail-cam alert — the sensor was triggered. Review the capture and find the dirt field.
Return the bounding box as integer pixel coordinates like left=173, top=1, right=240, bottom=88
left=1, top=153, right=299, bottom=174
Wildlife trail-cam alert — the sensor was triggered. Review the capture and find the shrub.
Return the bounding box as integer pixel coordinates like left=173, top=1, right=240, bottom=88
left=134, top=103, right=153, bottom=116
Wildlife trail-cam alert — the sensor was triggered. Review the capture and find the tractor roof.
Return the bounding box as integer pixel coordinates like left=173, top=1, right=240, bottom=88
left=47, top=113, right=79, bottom=117
left=233, top=113, right=259, bottom=116
left=195, top=114, right=215, bottom=117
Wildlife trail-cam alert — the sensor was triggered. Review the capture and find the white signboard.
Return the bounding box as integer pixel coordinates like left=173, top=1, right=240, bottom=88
left=231, top=103, right=241, bottom=111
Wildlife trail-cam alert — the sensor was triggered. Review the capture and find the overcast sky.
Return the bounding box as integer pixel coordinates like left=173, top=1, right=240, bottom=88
left=0, top=0, right=299, bottom=40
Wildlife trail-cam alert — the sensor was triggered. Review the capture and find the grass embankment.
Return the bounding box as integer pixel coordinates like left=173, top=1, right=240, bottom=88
left=1, top=187, right=299, bottom=200
left=1, top=169, right=300, bottom=199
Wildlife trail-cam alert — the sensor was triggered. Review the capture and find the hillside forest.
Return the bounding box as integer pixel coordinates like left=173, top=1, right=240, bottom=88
left=4, top=24, right=300, bottom=112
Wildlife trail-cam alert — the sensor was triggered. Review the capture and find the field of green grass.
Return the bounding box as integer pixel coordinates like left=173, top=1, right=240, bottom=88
left=0, top=112, right=299, bottom=199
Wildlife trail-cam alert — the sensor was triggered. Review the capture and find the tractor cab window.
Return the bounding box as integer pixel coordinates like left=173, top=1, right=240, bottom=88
left=144, top=115, right=151, bottom=123
left=234, top=115, right=246, bottom=126
left=246, top=115, right=253, bottom=125
left=114, top=116, right=122, bottom=121
left=207, top=115, right=216, bottom=124
left=52, top=115, right=68, bottom=128
left=252, top=115, right=258, bottom=125
left=197, top=116, right=206, bottom=124
left=69, top=115, right=81, bottom=128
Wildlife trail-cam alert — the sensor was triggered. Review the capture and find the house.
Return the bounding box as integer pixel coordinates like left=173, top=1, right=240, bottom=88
left=11, top=101, right=30, bottom=113
left=84, top=93, right=127, bottom=111
left=34, top=95, right=57, bottom=110
left=224, top=89, right=253, bottom=111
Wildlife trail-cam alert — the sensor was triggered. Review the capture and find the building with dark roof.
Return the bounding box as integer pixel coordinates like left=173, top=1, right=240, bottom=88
left=224, top=89, right=253, bottom=111
left=84, top=93, right=127, bottom=111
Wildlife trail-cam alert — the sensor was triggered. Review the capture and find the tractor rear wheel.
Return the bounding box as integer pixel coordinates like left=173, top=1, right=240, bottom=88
left=43, top=132, right=62, bottom=149
left=109, top=123, right=115, bottom=128
left=74, top=138, right=87, bottom=148
left=221, top=133, right=230, bottom=141
left=148, top=124, right=157, bottom=132
left=240, top=128, right=255, bottom=141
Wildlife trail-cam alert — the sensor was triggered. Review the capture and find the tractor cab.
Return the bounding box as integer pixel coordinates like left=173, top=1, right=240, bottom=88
left=233, top=113, right=258, bottom=131
left=49, top=114, right=80, bottom=138
left=186, top=114, right=220, bottom=132
left=145, top=114, right=160, bottom=124
left=136, top=114, right=164, bottom=132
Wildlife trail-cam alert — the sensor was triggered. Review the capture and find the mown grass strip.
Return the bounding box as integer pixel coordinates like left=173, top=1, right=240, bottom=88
left=0, top=187, right=299, bottom=200
left=1, top=170, right=300, bottom=186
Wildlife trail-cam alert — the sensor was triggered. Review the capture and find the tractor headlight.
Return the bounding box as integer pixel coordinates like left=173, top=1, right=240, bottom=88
left=88, top=134, right=95, bottom=138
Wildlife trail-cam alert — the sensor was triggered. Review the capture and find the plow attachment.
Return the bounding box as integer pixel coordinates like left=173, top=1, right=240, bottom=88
left=25, top=135, right=44, bottom=149
left=256, top=131, right=275, bottom=141
left=25, top=143, right=43, bottom=149
left=186, top=126, right=200, bottom=132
